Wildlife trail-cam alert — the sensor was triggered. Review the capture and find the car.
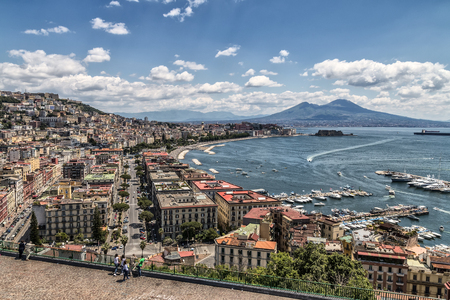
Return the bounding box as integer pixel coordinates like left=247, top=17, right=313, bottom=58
left=123, top=219, right=129, bottom=223
left=111, top=246, right=118, bottom=250
left=119, top=245, right=123, bottom=249
left=139, top=229, right=145, bottom=233
left=140, top=236, right=146, bottom=240
left=6, top=229, right=11, bottom=233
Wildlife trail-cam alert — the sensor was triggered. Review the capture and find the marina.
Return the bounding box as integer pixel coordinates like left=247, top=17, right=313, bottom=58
left=376, top=170, right=450, bottom=193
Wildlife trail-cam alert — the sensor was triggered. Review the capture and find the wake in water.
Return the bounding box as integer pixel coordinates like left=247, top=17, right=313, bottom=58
left=306, top=138, right=397, bottom=162
left=434, top=207, right=450, bottom=215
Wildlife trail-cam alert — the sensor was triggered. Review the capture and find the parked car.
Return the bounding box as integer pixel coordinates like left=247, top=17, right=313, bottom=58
left=119, top=245, right=123, bottom=249
left=140, top=236, right=146, bottom=240
left=111, top=246, right=118, bottom=250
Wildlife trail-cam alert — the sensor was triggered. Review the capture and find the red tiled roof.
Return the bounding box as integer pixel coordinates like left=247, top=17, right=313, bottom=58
left=217, top=191, right=280, bottom=204
left=178, top=251, right=194, bottom=258
left=192, top=180, right=242, bottom=191
left=432, top=263, right=450, bottom=270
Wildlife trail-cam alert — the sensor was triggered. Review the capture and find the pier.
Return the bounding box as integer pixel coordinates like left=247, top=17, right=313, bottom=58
left=376, top=170, right=450, bottom=192
left=191, top=159, right=202, bottom=165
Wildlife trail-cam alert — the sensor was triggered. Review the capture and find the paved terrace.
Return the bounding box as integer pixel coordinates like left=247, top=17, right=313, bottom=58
left=0, top=255, right=294, bottom=300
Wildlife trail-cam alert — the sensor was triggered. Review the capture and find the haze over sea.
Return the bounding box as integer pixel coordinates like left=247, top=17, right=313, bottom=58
left=181, top=127, right=450, bottom=247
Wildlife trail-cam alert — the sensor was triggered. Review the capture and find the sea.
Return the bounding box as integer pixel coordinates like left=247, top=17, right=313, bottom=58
left=180, top=127, right=450, bottom=247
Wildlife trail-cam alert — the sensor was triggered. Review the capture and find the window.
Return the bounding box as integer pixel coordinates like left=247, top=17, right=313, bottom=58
left=221, top=256, right=225, bottom=264
left=437, top=288, right=442, bottom=296
left=239, top=258, right=242, bottom=265
left=377, top=284, right=381, bottom=290
left=398, top=268, right=402, bottom=274
left=368, top=265, right=373, bottom=271
left=368, top=274, right=372, bottom=280
left=230, top=249, right=234, bottom=255
left=377, top=275, right=382, bottom=281
left=438, top=278, right=442, bottom=284
left=413, top=275, right=417, bottom=280
left=412, top=285, right=417, bottom=293
left=426, top=276, right=430, bottom=282
left=425, top=286, right=430, bottom=294
left=221, top=248, right=225, bottom=254
left=387, top=285, right=391, bottom=291
left=388, top=267, right=392, bottom=273
left=229, top=256, right=233, bottom=264
left=387, top=275, right=392, bottom=282
left=238, top=250, right=243, bottom=255
left=257, top=260, right=261, bottom=267
left=267, top=252, right=270, bottom=259
left=378, top=266, right=382, bottom=272
left=257, top=251, right=261, bottom=258
left=248, top=258, right=252, bottom=266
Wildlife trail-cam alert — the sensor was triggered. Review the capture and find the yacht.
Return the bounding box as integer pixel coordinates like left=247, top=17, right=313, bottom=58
left=385, top=185, right=391, bottom=190
left=388, top=190, right=395, bottom=196
left=431, top=232, right=442, bottom=238
left=314, top=195, right=327, bottom=201
left=417, top=236, right=424, bottom=242
left=285, top=199, right=294, bottom=204
left=337, top=172, right=342, bottom=176
left=391, top=174, right=413, bottom=182
left=407, top=214, right=420, bottom=221
left=272, top=169, right=278, bottom=172
left=329, top=193, right=342, bottom=199
left=314, top=202, right=325, bottom=206
left=440, top=226, right=444, bottom=232
left=241, top=171, right=248, bottom=175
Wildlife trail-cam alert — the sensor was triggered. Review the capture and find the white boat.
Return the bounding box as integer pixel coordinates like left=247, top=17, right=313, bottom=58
left=236, top=168, right=242, bottom=171
left=272, top=169, right=278, bottom=172
left=418, top=236, right=424, bottom=242
left=337, top=172, right=342, bottom=176
left=389, top=190, right=395, bottom=196
left=314, top=196, right=327, bottom=201
left=385, top=185, right=391, bottom=190
left=329, top=193, right=342, bottom=199
left=314, top=202, right=325, bottom=206
left=440, top=226, right=444, bottom=232
left=241, top=171, right=248, bottom=175
left=341, top=192, right=351, bottom=197
left=431, top=232, right=442, bottom=238
left=285, top=199, right=294, bottom=203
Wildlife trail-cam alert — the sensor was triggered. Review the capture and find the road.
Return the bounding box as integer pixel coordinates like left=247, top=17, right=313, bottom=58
left=2, top=208, right=32, bottom=242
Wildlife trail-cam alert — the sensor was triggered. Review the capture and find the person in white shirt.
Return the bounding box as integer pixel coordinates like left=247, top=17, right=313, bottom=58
left=120, top=255, right=126, bottom=275
left=123, top=259, right=130, bottom=280
left=113, top=254, right=120, bottom=276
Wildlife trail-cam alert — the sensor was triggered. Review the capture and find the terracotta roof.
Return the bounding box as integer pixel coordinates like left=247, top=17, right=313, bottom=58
left=357, top=251, right=406, bottom=260
left=432, top=263, right=450, bottom=270
left=430, top=256, right=450, bottom=264
left=178, top=251, right=194, bottom=258
left=192, top=180, right=242, bottom=191
left=217, top=191, right=280, bottom=204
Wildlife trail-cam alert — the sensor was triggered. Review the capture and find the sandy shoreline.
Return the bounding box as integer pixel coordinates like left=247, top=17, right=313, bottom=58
left=170, top=135, right=299, bottom=160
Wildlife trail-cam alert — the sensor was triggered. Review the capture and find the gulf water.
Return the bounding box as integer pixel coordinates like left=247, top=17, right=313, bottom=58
left=180, top=127, right=450, bottom=247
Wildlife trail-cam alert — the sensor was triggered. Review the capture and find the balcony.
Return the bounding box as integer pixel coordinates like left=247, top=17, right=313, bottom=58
left=395, top=281, right=404, bottom=286
left=396, top=273, right=404, bottom=277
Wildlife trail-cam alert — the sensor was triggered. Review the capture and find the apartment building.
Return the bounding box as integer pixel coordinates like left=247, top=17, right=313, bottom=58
left=63, top=159, right=88, bottom=180
left=156, top=191, right=217, bottom=240
left=215, top=224, right=277, bottom=270
left=407, top=257, right=450, bottom=298
left=215, top=190, right=281, bottom=230
left=355, top=242, right=408, bottom=293
left=191, top=180, right=243, bottom=201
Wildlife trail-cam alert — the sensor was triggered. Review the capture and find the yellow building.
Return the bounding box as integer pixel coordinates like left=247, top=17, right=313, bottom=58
left=0, top=187, right=16, bottom=215
left=339, top=235, right=353, bottom=258
left=407, top=258, right=450, bottom=298
left=25, top=157, right=40, bottom=172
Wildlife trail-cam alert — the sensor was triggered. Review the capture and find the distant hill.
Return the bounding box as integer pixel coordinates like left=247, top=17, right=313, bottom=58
left=116, top=110, right=267, bottom=122
left=247, top=99, right=450, bottom=127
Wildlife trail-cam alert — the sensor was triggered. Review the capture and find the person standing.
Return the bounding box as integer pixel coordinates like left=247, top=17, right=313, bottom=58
left=130, top=254, right=137, bottom=277
left=123, top=259, right=129, bottom=281
left=18, top=241, right=25, bottom=260
left=113, top=254, right=120, bottom=276
left=24, top=243, right=34, bottom=261
left=137, top=256, right=145, bottom=277
left=120, top=255, right=126, bottom=276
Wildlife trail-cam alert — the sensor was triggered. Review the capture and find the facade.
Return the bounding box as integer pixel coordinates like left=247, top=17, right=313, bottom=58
left=43, top=199, right=108, bottom=241
left=407, top=258, right=450, bottom=298
left=355, top=242, right=408, bottom=293
left=156, top=191, right=217, bottom=240
left=215, top=190, right=281, bottom=230
left=215, top=224, right=277, bottom=270
left=63, top=160, right=87, bottom=180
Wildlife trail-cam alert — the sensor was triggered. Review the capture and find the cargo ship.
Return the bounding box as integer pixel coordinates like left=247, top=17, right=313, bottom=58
left=414, top=130, right=450, bottom=136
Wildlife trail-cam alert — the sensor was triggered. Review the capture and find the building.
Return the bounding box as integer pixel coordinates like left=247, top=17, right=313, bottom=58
left=215, top=190, right=281, bottom=230
left=35, top=198, right=108, bottom=241
left=314, top=215, right=345, bottom=240
left=63, top=160, right=88, bottom=180
left=407, top=258, right=450, bottom=298
left=0, top=193, right=7, bottom=225
left=156, top=191, right=217, bottom=240
left=215, top=224, right=277, bottom=270
left=191, top=180, right=243, bottom=201
left=180, top=169, right=216, bottom=187
left=355, top=242, right=408, bottom=293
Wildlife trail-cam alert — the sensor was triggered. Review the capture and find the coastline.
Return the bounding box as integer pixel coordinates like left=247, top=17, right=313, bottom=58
left=170, top=134, right=299, bottom=160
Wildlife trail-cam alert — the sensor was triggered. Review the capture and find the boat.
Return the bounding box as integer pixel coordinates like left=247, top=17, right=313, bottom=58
left=391, top=174, right=413, bottom=182
left=272, top=169, right=278, bottom=172
left=385, top=185, right=391, bottom=190
left=407, top=214, right=420, bottom=221
left=341, top=192, right=351, bottom=197
left=431, top=232, right=442, bottom=238
left=329, top=193, right=342, bottom=199
left=241, top=171, right=248, bottom=175
left=337, top=172, right=342, bottom=176
left=285, top=199, right=294, bottom=203
left=440, top=226, right=444, bottom=232
left=311, top=190, right=320, bottom=194
left=236, top=168, right=242, bottom=171
left=388, top=190, right=395, bottom=196
left=417, top=236, right=424, bottom=242
left=314, top=196, right=327, bottom=201
left=314, top=202, right=325, bottom=206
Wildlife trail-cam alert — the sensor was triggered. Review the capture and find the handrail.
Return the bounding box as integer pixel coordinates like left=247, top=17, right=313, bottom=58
left=0, top=240, right=440, bottom=300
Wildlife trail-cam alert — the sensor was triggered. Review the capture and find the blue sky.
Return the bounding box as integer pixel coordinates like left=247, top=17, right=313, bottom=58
left=1, top=0, right=450, bottom=120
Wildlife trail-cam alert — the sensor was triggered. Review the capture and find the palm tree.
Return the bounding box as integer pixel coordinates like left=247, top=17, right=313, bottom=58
left=120, top=235, right=128, bottom=255
left=140, top=240, right=146, bottom=257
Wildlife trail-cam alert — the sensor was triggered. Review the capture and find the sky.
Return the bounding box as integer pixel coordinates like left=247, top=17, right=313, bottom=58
left=1, top=0, right=450, bottom=120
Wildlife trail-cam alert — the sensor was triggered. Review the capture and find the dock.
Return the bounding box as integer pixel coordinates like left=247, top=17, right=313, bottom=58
left=209, top=168, right=219, bottom=174
left=376, top=170, right=450, bottom=192
left=192, top=159, right=202, bottom=166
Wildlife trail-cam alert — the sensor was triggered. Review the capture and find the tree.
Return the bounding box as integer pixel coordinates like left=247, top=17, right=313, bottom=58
left=327, top=252, right=372, bottom=289
left=138, top=198, right=152, bottom=210
left=55, top=231, right=69, bottom=243
left=140, top=240, right=147, bottom=257
left=136, top=171, right=144, bottom=178
left=118, top=191, right=130, bottom=202
left=135, top=159, right=141, bottom=165
left=120, top=183, right=130, bottom=189
left=181, top=221, right=203, bottom=241
left=120, top=235, right=128, bottom=255
left=293, top=243, right=328, bottom=282
left=139, top=211, right=154, bottom=232
left=101, top=242, right=110, bottom=255
left=202, top=228, right=219, bottom=242
left=120, top=174, right=131, bottom=182
left=30, top=211, right=41, bottom=245
left=163, top=236, right=173, bottom=246
left=176, top=234, right=183, bottom=245
left=88, top=137, right=97, bottom=146
left=124, top=164, right=130, bottom=171
left=113, top=203, right=130, bottom=213
left=134, top=165, right=143, bottom=172
left=91, top=206, right=103, bottom=244
left=266, top=252, right=299, bottom=279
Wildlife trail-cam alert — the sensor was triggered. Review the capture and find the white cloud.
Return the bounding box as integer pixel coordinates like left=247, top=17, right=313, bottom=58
left=100, top=71, right=107, bottom=75
left=147, top=65, right=194, bottom=82
left=242, top=69, right=255, bottom=77
left=163, top=0, right=175, bottom=3
left=129, top=73, right=137, bottom=77
left=299, top=71, right=308, bottom=77
left=270, top=49, right=289, bottom=64
left=163, top=6, right=194, bottom=22
left=127, top=0, right=139, bottom=2
left=245, top=76, right=283, bottom=88
left=238, top=62, right=244, bottom=66
left=270, top=56, right=285, bottom=64
left=24, top=26, right=70, bottom=36
left=279, top=50, right=289, bottom=57
left=173, top=60, right=207, bottom=71
left=90, top=18, right=129, bottom=35
left=188, top=0, right=207, bottom=7
left=229, top=73, right=235, bottom=76
left=197, top=81, right=241, bottom=93
left=215, top=46, right=240, bottom=58
left=310, top=85, right=319, bottom=88
left=333, top=80, right=346, bottom=85
left=107, top=1, right=121, bottom=7
left=84, top=47, right=111, bottom=63
left=260, top=70, right=278, bottom=76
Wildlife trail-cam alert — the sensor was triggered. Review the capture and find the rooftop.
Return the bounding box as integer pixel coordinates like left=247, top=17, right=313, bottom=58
left=216, top=190, right=281, bottom=205
left=154, top=181, right=191, bottom=192
left=150, top=171, right=180, bottom=182
left=192, top=180, right=242, bottom=191
left=157, top=191, right=216, bottom=209
left=83, top=173, right=116, bottom=181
